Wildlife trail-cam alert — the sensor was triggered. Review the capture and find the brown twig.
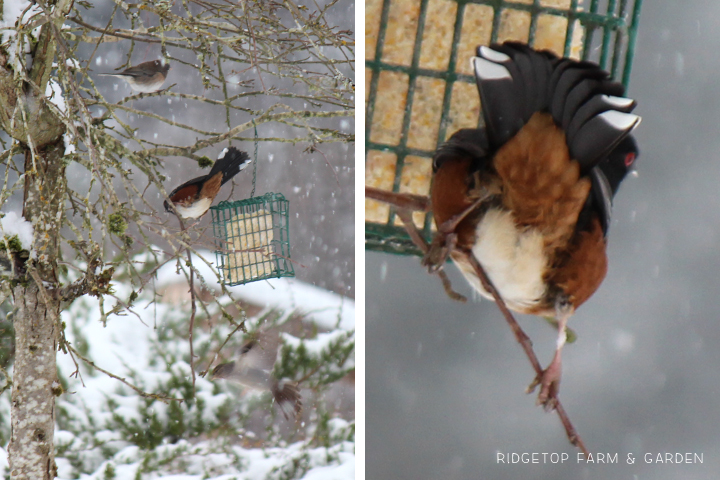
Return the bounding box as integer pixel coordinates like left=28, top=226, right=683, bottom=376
left=393, top=208, right=466, bottom=303
left=365, top=186, right=430, bottom=212
left=296, top=363, right=323, bottom=385
left=464, top=253, right=589, bottom=456
left=200, top=320, right=247, bottom=377
left=366, top=187, right=466, bottom=301
left=177, top=216, right=198, bottom=395
left=66, top=344, right=183, bottom=404
left=312, top=146, right=340, bottom=187
left=60, top=335, right=86, bottom=387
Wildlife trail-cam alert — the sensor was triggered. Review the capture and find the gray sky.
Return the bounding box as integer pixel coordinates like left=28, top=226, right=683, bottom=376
left=366, top=1, right=720, bottom=478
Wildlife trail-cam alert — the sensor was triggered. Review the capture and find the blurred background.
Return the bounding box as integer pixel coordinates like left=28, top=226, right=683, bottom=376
left=366, top=1, right=720, bottom=478
left=2, top=0, right=355, bottom=298
left=0, top=0, right=355, bottom=476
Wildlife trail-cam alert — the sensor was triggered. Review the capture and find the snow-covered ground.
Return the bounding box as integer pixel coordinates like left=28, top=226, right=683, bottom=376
left=0, top=250, right=354, bottom=479
left=154, top=252, right=354, bottom=332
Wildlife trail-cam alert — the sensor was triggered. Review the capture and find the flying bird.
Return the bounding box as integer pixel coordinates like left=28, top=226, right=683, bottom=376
left=211, top=331, right=302, bottom=420
left=98, top=59, right=171, bottom=93
left=164, top=147, right=251, bottom=219
left=428, top=42, right=640, bottom=407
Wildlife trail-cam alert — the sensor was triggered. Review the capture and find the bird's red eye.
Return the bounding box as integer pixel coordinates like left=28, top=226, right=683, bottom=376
left=624, top=152, right=636, bottom=168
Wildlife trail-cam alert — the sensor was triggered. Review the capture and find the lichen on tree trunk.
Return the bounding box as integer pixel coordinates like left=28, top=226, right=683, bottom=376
left=0, top=1, right=74, bottom=477
left=7, top=138, right=66, bottom=479
left=8, top=283, right=59, bottom=480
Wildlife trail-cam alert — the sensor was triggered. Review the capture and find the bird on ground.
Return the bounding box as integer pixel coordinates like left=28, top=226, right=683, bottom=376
left=427, top=41, right=640, bottom=408
left=98, top=59, right=171, bottom=93
left=164, top=147, right=251, bottom=219
left=211, top=330, right=302, bottom=420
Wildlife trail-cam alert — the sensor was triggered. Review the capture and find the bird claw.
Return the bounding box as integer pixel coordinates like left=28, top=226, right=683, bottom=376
left=527, top=361, right=562, bottom=411
left=422, top=232, right=456, bottom=272
left=422, top=193, right=488, bottom=272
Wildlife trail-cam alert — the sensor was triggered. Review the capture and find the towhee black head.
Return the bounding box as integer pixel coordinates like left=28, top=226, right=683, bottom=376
left=164, top=146, right=251, bottom=219
left=99, top=60, right=171, bottom=93
left=430, top=42, right=640, bottom=407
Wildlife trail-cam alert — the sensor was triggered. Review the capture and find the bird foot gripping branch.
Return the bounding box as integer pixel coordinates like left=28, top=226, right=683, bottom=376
left=366, top=41, right=641, bottom=448
left=365, top=186, right=467, bottom=302
left=421, top=192, right=491, bottom=273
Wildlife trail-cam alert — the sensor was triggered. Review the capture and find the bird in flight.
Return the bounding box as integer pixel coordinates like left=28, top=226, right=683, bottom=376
left=212, top=330, right=302, bottom=420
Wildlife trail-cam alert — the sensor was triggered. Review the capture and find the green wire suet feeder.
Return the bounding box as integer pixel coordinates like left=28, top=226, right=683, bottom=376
left=211, top=193, right=295, bottom=286
left=365, top=0, right=643, bottom=256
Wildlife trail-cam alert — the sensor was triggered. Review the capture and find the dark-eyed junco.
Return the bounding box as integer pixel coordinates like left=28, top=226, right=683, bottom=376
left=427, top=41, right=640, bottom=407
left=211, top=331, right=302, bottom=420
left=164, top=147, right=251, bottom=219
left=98, top=59, right=171, bottom=93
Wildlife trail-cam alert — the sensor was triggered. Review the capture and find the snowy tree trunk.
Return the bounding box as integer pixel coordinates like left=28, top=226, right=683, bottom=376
left=7, top=142, right=66, bottom=479
left=0, top=0, right=73, bottom=477
left=8, top=283, right=59, bottom=480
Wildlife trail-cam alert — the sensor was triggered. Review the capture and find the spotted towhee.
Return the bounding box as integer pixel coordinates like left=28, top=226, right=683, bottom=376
left=164, top=147, right=251, bottom=219
left=99, top=60, right=171, bottom=93
left=428, top=42, right=640, bottom=407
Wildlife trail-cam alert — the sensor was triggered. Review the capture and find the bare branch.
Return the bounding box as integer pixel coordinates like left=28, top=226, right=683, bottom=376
left=66, top=344, right=184, bottom=404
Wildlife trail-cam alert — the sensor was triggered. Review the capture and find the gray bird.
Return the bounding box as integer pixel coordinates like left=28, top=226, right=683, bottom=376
left=98, top=59, right=171, bottom=93
left=211, top=331, right=302, bottom=420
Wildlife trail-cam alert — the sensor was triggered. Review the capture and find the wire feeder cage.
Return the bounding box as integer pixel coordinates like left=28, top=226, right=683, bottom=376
left=211, top=193, right=295, bottom=286
left=365, top=0, right=644, bottom=256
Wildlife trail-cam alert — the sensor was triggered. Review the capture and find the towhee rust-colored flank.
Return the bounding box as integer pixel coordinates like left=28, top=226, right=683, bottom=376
left=164, top=147, right=251, bottom=219
left=428, top=42, right=640, bottom=408
left=98, top=60, right=171, bottom=93
left=211, top=331, right=302, bottom=420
